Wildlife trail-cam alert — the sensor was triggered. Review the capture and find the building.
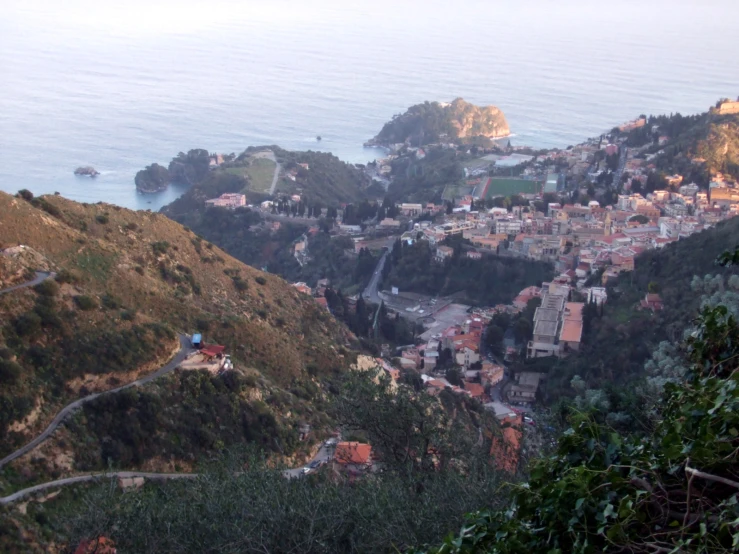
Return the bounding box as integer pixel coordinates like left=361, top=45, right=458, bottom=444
left=292, top=282, right=312, bottom=295
left=717, top=100, right=739, bottom=115
left=527, top=284, right=583, bottom=359
left=508, top=372, right=542, bottom=405
left=640, top=293, right=664, bottom=312
left=434, top=245, right=454, bottom=262
left=205, top=193, right=246, bottom=208
left=334, top=442, right=372, bottom=473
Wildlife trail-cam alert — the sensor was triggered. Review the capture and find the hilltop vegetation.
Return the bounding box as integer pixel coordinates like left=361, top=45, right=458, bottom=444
left=372, top=98, right=510, bottom=147
left=156, top=145, right=380, bottom=213
left=0, top=191, right=353, bottom=493
left=382, top=238, right=554, bottom=307
left=621, top=104, right=739, bottom=181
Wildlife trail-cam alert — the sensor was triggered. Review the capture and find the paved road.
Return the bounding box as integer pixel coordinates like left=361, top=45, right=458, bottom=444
left=362, top=244, right=392, bottom=305
left=0, top=334, right=191, bottom=469
left=1, top=438, right=337, bottom=505
left=0, top=271, right=54, bottom=296
left=261, top=150, right=282, bottom=196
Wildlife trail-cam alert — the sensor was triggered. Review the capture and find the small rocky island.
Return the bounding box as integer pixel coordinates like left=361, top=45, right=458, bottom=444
left=367, top=97, right=510, bottom=147
left=74, top=166, right=100, bottom=177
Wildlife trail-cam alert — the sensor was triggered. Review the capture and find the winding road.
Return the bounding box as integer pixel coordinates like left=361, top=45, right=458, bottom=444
left=0, top=271, right=54, bottom=296
left=1, top=437, right=335, bottom=505
left=0, top=334, right=191, bottom=469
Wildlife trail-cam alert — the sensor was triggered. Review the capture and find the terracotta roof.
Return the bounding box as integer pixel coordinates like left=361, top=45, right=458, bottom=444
left=465, top=383, right=485, bottom=398
left=559, top=318, right=583, bottom=343
left=334, top=442, right=372, bottom=465
left=201, top=345, right=225, bottom=357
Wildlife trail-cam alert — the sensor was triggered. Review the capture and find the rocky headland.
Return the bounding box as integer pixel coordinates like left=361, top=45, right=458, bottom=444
left=368, top=98, right=510, bottom=147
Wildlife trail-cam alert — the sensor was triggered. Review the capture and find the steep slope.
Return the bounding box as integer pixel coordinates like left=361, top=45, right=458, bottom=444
left=371, top=98, right=510, bottom=147
left=0, top=191, right=354, bottom=489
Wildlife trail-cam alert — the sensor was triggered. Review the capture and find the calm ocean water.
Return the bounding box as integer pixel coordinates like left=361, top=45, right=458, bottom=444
left=1, top=0, right=737, bottom=210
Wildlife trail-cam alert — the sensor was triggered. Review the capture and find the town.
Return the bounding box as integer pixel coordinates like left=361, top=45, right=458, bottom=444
left=189, top=102, right=739, bottom=476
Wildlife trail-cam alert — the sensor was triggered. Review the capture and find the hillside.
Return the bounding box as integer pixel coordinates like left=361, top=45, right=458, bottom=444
left=371, top=98, right=510, bottom=147
left=621, top=101, right=739, bottom=181
left=0, top=191, right=354, bottom=495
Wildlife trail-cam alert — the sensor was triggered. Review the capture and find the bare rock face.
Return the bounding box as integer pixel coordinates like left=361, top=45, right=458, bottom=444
left=370, top=98, right=510, bottom=146
left=74, top=166, right=100, bottom=177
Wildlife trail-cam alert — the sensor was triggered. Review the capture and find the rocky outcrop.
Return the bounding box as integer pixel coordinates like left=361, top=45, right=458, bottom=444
left=370, top=98, right=510, bottom=147
left=135, top=163, right=170, bottom=193
left=74, top=166, right=99, bottom=177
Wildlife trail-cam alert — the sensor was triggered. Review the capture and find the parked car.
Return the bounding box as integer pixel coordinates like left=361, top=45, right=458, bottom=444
left=523, top=415, right=535, bottom=426
left=301, top=467, right=311, bottom=475
left=325, top=438, right=337, bottom=446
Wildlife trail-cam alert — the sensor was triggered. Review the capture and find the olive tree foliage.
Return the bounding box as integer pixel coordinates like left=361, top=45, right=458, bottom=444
left=62, top=372, right=510, bottom=553
left=417, top=249, right=739, bottom=554
left=331, top=370, right=502, bottom=478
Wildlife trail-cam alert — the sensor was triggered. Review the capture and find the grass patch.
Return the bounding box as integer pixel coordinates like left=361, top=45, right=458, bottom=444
left=485, top=178, right=541, bottom=198
left=227, top=157, right=277, bottom=194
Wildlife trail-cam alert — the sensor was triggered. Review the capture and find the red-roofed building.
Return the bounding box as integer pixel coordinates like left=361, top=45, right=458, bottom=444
left=464, top=382, right=487, bottom=401
left=334, top=442, right=372, bottom=473
left=200, top=344, right=225, bottom=359
left=640, top=293, right=663, bottom=312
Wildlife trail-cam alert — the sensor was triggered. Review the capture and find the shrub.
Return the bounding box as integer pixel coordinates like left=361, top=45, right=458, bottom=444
left=101, top=294, right=121, bottom=310
left=34, top=279, right=59, bottom=297
left=134, top=266, right=145, bottom=275
left=74, top=295, right=98, bottom=311
left=124, top=222, right=138, bottom=231
left=14, top=312, right=42, bottom=337
left=55, top=269, right=80, bottom=284
left=96, top=214, right=109, bottom=224
left=255, top=276, right=267, bottom=286
left=233, top=277, right=248, bottom=292
left=17, top=189, right=33, bottom=201
left=121, top=310, right=136, bottom=321
left=0, top=360, right=22, bottom=385
left=195, top=319, right=211, bottom=331
left=152, top=241, right=170, bottom=255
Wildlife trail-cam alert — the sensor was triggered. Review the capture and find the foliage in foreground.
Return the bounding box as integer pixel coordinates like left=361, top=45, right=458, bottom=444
left=61, top=370, right=512, bottom=553
left=418, top=255, right=739, bottom=553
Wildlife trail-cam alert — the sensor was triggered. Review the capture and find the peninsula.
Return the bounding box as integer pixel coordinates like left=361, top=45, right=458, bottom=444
left=367, top=98, right=510, bottom=148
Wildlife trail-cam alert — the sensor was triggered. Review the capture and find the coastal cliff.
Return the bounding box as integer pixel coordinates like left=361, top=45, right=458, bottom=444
left=370, top=98, right=510, bottom=147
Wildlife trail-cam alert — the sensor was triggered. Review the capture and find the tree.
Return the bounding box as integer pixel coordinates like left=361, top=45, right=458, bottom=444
left=484, top=325, right=505, bottom=357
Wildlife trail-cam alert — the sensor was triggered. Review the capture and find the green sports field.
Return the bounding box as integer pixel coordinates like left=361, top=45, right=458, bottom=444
left=484, top=177, right=541, bottom=198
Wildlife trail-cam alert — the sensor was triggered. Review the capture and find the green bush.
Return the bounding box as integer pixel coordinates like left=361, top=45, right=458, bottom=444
left=96, top=214, right=109, bottom=224
left=55, top=269, right=80, bottom=284
left=17, top=189, right=33, bottom=201
left=34, top=279, right=59, bottom=297
left=121, top=309, right=136, bottom=321
left=152, top=241, right=170, bottom=255
left=124, top=222, right=138, bottom=231
left=74, top=295, right=98, bottom=311
left=102, top=294, right=121, bottom=310
left=255, top=276, right=267, bottom=286
left=14, top=312, right=42, bottom=337
left=0, top=360, right=22, bottom=385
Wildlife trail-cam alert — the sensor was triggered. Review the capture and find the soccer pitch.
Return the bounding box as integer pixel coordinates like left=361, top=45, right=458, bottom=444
left=484, top=178, right=541, bottom=197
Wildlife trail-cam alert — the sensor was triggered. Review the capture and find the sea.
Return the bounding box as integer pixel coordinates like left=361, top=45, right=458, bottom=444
left=1, top=0, right=737, bottom=211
